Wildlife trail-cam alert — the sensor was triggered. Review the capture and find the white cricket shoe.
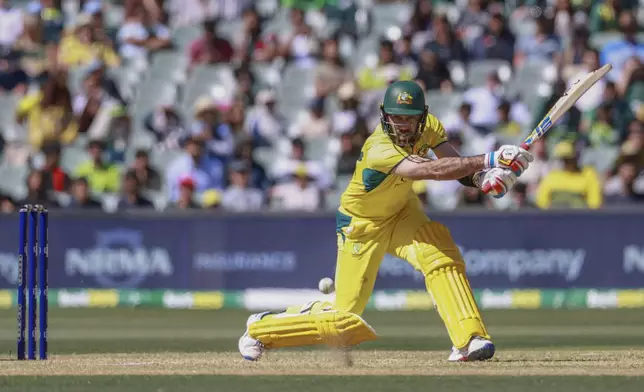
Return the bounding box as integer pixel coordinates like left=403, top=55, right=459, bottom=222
left=447, top=336, right=495, bottom=362
left=238, top=312, right=270, bottom=361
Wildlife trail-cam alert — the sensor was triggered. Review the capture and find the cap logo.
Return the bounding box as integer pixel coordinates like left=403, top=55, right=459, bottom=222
left=396, top=92, right=413, bottom=105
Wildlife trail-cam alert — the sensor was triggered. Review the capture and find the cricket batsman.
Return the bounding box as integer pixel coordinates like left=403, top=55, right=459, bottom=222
left=239, top=80, right=533, bottom=362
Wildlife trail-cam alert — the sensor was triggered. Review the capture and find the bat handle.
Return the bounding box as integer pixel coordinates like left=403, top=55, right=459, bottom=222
left=481, top=141, right=532, bottom=194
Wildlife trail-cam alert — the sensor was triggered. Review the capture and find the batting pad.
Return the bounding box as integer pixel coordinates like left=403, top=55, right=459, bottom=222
left=248, top=309, right=377, bottom=349
left=426, top=263, right=490, bottom=349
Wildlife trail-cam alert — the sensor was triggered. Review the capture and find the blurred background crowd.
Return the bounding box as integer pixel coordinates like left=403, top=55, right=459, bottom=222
left=0, top=0, right=642, bottom=214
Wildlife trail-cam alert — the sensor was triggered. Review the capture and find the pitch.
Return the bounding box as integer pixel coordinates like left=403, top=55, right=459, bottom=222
left=1, top=308, right=643, bottom=391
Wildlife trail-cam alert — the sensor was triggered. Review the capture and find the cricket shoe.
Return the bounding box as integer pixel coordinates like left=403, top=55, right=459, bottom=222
left=238, top=312, right=271, bottom=361
left=447, top=337, right=495, bottom=362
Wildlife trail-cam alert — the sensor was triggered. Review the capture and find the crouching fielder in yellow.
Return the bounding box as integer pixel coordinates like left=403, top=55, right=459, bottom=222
left=239, top=81, right=534, bottom=362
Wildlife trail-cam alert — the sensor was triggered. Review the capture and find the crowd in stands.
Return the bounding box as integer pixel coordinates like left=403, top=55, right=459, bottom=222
left=0, top=0, right=642, bottom=215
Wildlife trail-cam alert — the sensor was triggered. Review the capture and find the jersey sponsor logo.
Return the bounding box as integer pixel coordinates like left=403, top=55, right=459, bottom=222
left=396, top=92, right=413, bottom=105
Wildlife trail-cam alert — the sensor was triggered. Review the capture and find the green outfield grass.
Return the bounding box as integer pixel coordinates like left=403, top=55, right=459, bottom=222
left=1, top=309, right=643, bottom=391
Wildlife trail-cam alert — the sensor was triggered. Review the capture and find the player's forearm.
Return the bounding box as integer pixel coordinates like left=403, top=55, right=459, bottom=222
left=397, top=155, right=486, bottom=181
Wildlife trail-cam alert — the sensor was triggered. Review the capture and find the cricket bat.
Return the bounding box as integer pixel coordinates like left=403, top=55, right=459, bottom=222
left=482, top=63, right=613, bottom=194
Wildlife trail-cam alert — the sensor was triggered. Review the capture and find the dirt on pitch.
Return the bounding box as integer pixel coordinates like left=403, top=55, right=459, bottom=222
left=2, top=350, right=644, bottom=376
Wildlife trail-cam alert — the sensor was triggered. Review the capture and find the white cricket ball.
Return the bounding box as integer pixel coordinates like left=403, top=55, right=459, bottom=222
left=318, top=277, right=335, bottom=294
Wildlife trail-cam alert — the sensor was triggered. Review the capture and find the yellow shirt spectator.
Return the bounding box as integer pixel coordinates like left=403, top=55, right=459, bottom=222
left=74, top=140, right=122, bottom=194
left=74, top=160, right=121, bottom=194
left=536, top=141, right=602, bottom=209
left=58, top=15, right=120, bottom=68
left=16, top=88, right=78, bottom=150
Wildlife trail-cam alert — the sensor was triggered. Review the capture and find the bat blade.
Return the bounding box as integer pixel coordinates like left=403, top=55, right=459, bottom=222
left=482, top=64, right=612, bottom=195
left=521, top=63, right=612, bottom=149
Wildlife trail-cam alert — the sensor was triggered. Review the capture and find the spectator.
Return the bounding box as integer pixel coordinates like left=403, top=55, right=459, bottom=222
left=221, top=160, right=264, bottom=212
left=494, top=100, right=522, bottom=139
left=244, top=89, right=287, bottom=146
left=0, top=193, right=16, bottom=213
left=471, top=12, right=515, bottom=63
left=171, top=176, right=200, bottom=209
left=74, top=62, right=128, bottom=139
left=117, top=170, right=154, bottom=209
left=550, top=0, right=575, bottom=42
left=278, top=8, right=319, bottom=68
left=117, top=4, right=170, bottom=63
left=604, top=157, right=644, bottom=204
left=233, top=64, right=256, bottom=106
left=167, top=0, right=216, bottom=28
left=288, top=96, right=331, bottom=139
left=14, top=7, right=47, bottom=79
left=0, top=0, right=24, bottom=49
left=395, top=33, right=418, bottom=69
left=37, top=140, right=70, bottom=193
left=16, top=70, right=78, bottom=150
left=272, top=137, right=331, bottom=190
left=358, top=39, right=414, bottom=91
left=600, top=12, right=643, bottom=81
left=587, top=102, right=619, bottom=147
left=144, top=104, right=187, bottom=149
left=36, top=0, right=65, bottom=45
left=19, top=169, right=58, bottom=208
left=463, top=72, right=504, bottom=129
left=315, top=36, right=351, bottom=96
left=405, top=0, right=434, bottom=52
left=190, top=96, right=234, bottom=161
left=536, top=141, right=602, bottom=209
left=58, top=13, right=120, bottom=69
left=225, top=98, right=247, bottom=145
left=188, top=19, right=234, bottom=71
left=589, top=0, right=621, bottom=33
left=562, top=27, right=591, bottom=78
left=234, top=139, right=270, bottom=190
left=130, top=150, right=162, bottom=191
left=514, top=15, right=561, bottom=67
left=426, top=15, right=468, bottom=64
left=84, top=0, right=105, bottom=30
left=508, top=182, right=537, bottom=210
left=331, top=82, right=368, bottom=136
left=617, top=56, right=643, bottom=107
left=455, top=0, right=489, bottom=48
left=336, top=132, right=362, bottom=176
left=74, top=140, right=121, bottom=194
left=68, top=177, right=102, bottom=209
left=270, top=164, right=321, bottom=211
left=234, top=5, right=277, bottom=63
left=0, top=49, right=28, bottom=95
left=166, top=136, right=225, bottom=202
left=517, top=138, right=553, bottom=196
left=201, top=188, right=222, bottom=210
left=415, top=49, right=452, bottom=92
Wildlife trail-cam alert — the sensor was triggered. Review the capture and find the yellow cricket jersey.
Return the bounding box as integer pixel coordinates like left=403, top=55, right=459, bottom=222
left=339, top=114, right=448, bottom=221
left=536, top=167, right=603, bottom=209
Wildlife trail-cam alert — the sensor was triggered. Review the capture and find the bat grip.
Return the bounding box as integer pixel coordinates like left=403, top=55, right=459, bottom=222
left=481, top=142, right=532, bottom=194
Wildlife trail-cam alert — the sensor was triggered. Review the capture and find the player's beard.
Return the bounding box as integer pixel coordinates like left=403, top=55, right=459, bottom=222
left=384, top=120, right=420, bottom=147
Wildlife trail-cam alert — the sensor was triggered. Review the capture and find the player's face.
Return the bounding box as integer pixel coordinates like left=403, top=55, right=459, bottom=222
left=387, top=114, right=422, bottom=146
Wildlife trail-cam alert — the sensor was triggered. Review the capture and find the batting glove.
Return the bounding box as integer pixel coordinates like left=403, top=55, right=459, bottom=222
left=477, top=168, right=517, bottom=199
left=484, top=145, right=534, bottom=177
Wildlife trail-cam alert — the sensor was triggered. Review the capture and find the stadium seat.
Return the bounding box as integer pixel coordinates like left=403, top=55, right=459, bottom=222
left=172, top=25, right=202, bottom=50
left=149, top=50, right=189, bottom=84
left=467, top=60, right=512, bottom=87
left=181, top=65, right=236, bottom=113
left=369, top=2, right=411, bottom=36
left=426, top=92, right=463, bottom=119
